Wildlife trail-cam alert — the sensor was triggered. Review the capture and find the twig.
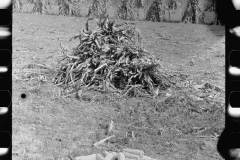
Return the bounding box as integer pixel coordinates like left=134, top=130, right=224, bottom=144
left=93, top=135, right=115, bottom=147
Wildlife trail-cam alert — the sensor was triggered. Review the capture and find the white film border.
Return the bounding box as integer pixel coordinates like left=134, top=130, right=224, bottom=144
left=0, top=0, right=11, bottom=9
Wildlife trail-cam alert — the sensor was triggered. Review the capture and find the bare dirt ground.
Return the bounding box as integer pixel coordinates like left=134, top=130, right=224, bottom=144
left=13, top=13, right=225, bottom=160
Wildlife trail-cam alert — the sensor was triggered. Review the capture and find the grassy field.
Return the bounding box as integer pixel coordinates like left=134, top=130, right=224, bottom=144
left=13, top=12, right=225, bottom=160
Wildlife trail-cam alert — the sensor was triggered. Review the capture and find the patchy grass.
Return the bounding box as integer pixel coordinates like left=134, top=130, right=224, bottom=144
left=13, top=13, right=225, bottom=160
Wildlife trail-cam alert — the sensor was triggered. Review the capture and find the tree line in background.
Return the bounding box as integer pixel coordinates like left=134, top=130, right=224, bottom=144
left=13, top=0, right=220, bottom=25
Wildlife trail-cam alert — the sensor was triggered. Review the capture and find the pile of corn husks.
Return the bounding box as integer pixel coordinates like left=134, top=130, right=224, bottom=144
left=54, top=16, right=172, bottom=96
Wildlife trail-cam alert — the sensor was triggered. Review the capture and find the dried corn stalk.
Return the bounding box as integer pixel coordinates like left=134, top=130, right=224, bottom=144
left=54, top=16, right=173, bottom=96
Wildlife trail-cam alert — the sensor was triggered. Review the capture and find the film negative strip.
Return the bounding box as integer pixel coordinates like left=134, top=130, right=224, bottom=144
left=0, top=1, right=12, bottom=159
left=226, top=10, right=240, bottom=160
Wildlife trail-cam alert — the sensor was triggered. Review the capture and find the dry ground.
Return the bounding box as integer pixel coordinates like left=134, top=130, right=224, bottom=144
left=13, top=13, right=225, bottom=160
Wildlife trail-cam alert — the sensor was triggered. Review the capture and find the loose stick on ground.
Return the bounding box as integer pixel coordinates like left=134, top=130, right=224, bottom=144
left=93, top=135, right=115, bottom=147
left=107, top=120, right=114, bottom=135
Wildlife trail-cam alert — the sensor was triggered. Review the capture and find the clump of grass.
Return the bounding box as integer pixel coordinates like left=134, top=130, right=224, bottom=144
left=105, top=88, right=224, bottom=151
left=53, top=16, right=176, bottom=96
